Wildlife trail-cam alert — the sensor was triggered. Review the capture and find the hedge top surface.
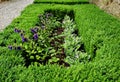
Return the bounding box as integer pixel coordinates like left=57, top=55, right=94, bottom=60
left=34, top=0, right=89, bottom=3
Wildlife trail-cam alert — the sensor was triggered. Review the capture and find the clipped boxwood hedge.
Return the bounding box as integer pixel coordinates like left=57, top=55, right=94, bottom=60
left=34, top=0, right=89, bottom=3
left=0, top=2, right=120, bottom=82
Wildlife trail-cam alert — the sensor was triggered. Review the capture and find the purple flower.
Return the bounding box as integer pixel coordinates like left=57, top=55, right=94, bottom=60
left=31, top=28, right=36, bottom=33
left=20, top=33, right=24, bottom=37
left=31, top=27, right=39, bottom=33
left=16, top=46, right=21, bottom=50
left=33, top=33, right=38, bottom=40
left=22, top=36, right=28, bottom=42
left=14, top=28, right=21, bottom=33
left=8, top=46, right=12, bottom=50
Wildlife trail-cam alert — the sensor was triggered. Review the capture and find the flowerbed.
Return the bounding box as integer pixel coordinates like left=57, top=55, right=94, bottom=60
left=8, top=11, right=89, bottom=67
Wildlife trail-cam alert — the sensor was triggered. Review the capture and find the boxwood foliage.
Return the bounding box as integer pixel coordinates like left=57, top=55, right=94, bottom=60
left=0, top=3, right=120, bottom=82
left=34, top=0, right=89, bottom=3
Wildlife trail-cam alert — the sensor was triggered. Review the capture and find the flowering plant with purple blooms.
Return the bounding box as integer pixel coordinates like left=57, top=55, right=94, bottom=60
left=14, top=28, right=21, bottom=33
left=31, top=26, right=39, bottom=34
left=8, top=13, right=61, bottom=66
left=8, top=46, right=13, bottom=50
left=8, top=26, right=52, bottom=66
left=8, top=45, right=22, bottom=50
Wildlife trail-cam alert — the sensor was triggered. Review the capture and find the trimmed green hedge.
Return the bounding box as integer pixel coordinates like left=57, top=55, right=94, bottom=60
left=75, top=5, right=120, bottom=59
left=0, top=3, right=120, bottom=81
left=34, top=0, right=89, bottom=3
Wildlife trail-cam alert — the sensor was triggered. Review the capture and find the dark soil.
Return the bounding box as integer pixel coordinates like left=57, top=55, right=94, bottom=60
left=49, top=27, right=70, bottom=67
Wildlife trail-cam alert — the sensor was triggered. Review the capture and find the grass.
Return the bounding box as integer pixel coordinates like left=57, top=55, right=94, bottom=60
left=0, top=2, right=120, bottom=82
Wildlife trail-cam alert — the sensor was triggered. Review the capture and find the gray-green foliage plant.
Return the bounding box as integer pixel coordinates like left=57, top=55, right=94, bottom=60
left=62, top=16, right=90, bottom=64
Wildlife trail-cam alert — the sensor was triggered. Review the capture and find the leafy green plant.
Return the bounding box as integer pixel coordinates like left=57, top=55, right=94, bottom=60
left=61, top=15, right=90, bottom=64
left=38, top=12, right=61, bottom=30
left=8, top=13, right=62, bottom=66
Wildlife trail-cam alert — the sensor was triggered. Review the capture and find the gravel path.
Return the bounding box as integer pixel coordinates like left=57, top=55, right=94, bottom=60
left=0, top=0, right=34, bottom=31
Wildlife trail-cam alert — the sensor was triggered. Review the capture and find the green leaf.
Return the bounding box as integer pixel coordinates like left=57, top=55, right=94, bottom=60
left=36, top=55, right=40, bottom=60
left=30, top=56, right=34, bottom=60
left=24, top=45, right=28, bottom=49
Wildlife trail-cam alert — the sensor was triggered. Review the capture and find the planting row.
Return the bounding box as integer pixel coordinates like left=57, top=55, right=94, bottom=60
left=8, top=12, right=89, bottom=67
